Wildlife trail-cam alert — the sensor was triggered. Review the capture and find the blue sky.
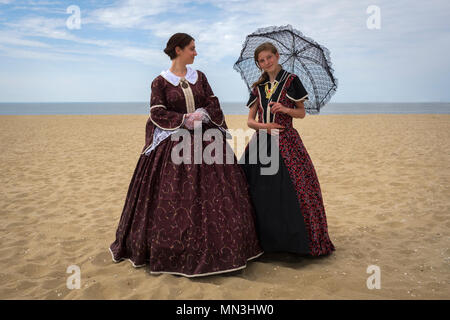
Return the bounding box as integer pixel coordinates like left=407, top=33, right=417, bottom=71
left=0, top=0, right=449, bottom=103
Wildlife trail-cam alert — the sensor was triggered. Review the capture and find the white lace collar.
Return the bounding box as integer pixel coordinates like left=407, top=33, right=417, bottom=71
left=160, top=66, right=198, bottom=86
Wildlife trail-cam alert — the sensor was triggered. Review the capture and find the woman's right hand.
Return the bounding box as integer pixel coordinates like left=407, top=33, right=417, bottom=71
left=184, top=112, right=203, bottom=130
left=263, top=122, right=285, bottom=135
left=183, top=113, right=194, bottom=130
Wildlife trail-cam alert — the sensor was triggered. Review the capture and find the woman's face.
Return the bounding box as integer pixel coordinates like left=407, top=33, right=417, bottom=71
left=176, top=40, right=197, bottom=64
left=257, top=50, right=280, bottom=73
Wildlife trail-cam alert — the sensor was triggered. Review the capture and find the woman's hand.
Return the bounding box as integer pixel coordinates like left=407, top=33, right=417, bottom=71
left=184, top=112, right=203, bottom=130
left=247, top=104, right=284, bottom=134
left=269, top=102, right=288, bottom=114
left=262, top=122, right=285, bottom=135
left=191, top=112, right=204, bottom=122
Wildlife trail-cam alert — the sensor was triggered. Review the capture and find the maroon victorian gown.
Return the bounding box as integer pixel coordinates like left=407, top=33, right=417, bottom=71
left=109, top=67, right=263, bottom=277
left=240, top=68, right=335, bottom=256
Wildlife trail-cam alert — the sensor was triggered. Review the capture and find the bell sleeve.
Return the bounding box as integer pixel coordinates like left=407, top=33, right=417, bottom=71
left=246, top=87, right=258, bottom=108
left=149, top=77, right=187, bottom=130
left=286, top=75, right=309, bottom=105
left=199, top=71, right=228, bottom=130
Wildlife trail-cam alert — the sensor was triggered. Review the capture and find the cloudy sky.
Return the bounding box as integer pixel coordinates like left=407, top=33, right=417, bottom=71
left=0, top=0, right=449, bottom=103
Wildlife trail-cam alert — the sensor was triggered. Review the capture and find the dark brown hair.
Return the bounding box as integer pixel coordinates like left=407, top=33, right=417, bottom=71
left=251, top=42, right=279, bottom=88
left=164, top=33, right=195, bottom=60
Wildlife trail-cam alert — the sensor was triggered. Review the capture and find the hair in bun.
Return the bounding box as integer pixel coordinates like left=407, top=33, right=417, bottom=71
left=164, top=33, right=195, bottom=60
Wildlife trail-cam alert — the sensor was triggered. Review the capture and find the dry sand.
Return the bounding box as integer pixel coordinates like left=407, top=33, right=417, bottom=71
left=0, top=113, right=449, bottom=300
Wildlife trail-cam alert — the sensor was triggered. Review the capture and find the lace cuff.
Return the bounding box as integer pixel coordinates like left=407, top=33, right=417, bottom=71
left=142, top=126, right=180, bottom=156
left=194, top=107, right=210, bottom=123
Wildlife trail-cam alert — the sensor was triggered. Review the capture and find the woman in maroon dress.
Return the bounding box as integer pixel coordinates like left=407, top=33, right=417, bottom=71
left=109, top=33, right=263, bottom=277
left=240, top=42, right=335, bottom=256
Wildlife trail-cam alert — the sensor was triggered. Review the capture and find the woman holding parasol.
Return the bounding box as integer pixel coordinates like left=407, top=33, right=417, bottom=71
left=239, top=41, right=335, bottom=256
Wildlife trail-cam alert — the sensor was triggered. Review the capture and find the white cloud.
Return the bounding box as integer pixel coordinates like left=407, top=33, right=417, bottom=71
left=102, top=45, right=166, bottom=65
left=0, top=30, right=50, bottom=47
left=5, top=16, right=75, bottom=41
left=0, top=43, right=89, bottom=61
left=87, top=0, right=187, bottom=28
left=1, top=0, right=449, bottom=102
left=0, top=15, right=167, bottom=65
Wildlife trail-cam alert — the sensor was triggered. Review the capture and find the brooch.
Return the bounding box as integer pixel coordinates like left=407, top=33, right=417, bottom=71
left=265, top=81, right=278, bottom=99
left=180, top=79, right=189, bottom=89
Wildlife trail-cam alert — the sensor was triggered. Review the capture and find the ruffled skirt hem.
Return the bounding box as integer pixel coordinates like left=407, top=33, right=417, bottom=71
left=109, top=247, right=264, bottom=278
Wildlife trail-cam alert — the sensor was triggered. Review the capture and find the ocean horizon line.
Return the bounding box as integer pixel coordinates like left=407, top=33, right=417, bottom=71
left=1, top=101, right=449, bottom=104
left=1, top=102, right=449, bottom=115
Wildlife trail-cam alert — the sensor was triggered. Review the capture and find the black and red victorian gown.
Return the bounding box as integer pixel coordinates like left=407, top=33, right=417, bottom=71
left=240, top=68, right=335, bottom=256
left=109, top=66, right=263, bottom=277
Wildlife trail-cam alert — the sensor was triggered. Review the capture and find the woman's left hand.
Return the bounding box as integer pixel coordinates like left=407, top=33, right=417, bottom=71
left=269, top=102, right=288, bottom=114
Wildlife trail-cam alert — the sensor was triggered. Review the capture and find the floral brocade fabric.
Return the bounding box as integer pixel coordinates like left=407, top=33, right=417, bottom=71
left=109, top=70, right=263, bottom=277
left=142, top=70, right=228, bottom=154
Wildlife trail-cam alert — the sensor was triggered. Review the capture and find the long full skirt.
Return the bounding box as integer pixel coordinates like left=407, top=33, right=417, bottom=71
left=109, top=129, right=263, bottom=277
left=240, top=129, right=335, bottom=256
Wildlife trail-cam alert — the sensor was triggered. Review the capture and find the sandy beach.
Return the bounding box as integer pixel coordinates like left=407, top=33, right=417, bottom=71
left=0, top=113, right=449, bottom=300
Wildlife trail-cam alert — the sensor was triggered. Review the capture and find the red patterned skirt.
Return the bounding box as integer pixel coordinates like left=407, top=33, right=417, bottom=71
left=240, top=128, right=335, bottom=256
